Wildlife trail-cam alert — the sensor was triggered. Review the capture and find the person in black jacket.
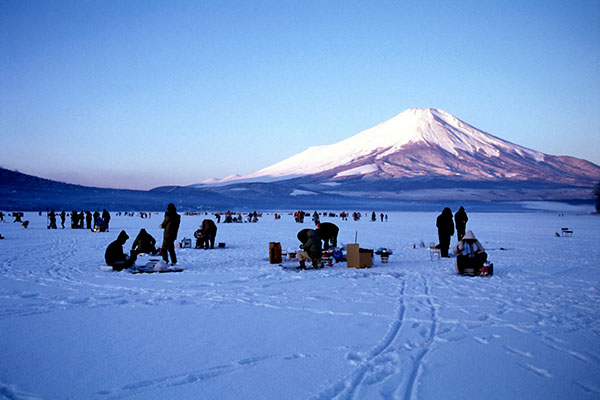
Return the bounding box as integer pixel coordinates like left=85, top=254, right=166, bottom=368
left=105, top=230, right=134, bottom=270
left=131, top=228, right=157, bottom=257
left=85, top=211, right=92, bottom=230
left=102, top=209, right=111, bottom=231
left=316, top=222, right=339, bottom=250
left=160, top=203, right=181, bottom=265
left=454, top=206, right=468, bottom=241
left=436, top=208, right=454, bottom=258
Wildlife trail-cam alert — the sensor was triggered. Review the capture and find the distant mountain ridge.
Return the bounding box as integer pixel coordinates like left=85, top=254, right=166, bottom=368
left=2, top=108, right=599, bottom=210
left=196, top=108, right=600, bottom=186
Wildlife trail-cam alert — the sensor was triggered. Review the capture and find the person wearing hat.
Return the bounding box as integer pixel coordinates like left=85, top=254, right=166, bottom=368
left=105, top=230, right=134, bottom=271
left=160, top=203, right=181, bottom=265
left=452, top=230, right=487, bottom=274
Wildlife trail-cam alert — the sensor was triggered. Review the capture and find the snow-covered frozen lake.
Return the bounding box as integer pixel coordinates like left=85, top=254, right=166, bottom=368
left=0, top=210, right=599, bottom=399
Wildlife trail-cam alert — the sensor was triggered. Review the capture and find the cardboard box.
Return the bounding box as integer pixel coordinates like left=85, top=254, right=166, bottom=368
left=269, top=242, right=282, bottom=264
left=347, top=243, right=373, bottom=268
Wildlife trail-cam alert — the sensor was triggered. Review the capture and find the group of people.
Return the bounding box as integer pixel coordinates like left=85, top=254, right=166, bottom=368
left=103, top=204, right=487, bottom=275
left=104, top=203, right=180, bottom=270
left=436, top=206, right=488, bottom=274
left=295, top=222, right=340, bottom=269
left=47, top=209, right=111, bottom=231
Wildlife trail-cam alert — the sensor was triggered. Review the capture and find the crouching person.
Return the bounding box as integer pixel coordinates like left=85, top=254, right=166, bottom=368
left=105, top=230, right=134, bottom=271
left=194, top=219, right=217, bottom=249
left=296, top=228, right=323, bottom=269
left=452, top=230, right=487, bottom=275
left=131, top=228, right=157, bottom=258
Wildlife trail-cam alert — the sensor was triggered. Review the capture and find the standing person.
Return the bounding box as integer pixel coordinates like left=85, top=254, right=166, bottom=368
left=85, top=211, right=92, bottom=230
left=48, top=210, right=57, bottom=229
left=70, top=211, right=78, bottom=229
left=454, top=206, right=468, bottom=241
left=312, top=211, right=320, bottom=226
left=371, top=211, right=377, bottom=222
left=102, top=209, right=111, bottom=231
left=160, top=203, right=180, bottom=265
left=59, top=211, right=65, bottom=229
left=436, top=207, right=454, bottom=258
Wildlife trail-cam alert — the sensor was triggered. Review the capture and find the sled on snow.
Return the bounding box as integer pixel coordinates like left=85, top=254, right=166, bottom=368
left=456, top=261, right=494, bottom=277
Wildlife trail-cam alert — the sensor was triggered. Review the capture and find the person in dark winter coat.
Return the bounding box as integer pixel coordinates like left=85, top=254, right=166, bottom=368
left=131, top=228, right=157, bottom=257
left=194, top=219, right=217, bottom=249
left=316, top=222, right=339, bottom=250
left=160, top=203, right=181, bottom=265
left=85, top=211, right=92, bottom=230
left=102, top=209, right=111, bottom=231
left=48, top=210, right=57, bottom=229
left=93, top=211, right=100, bottom=229
left=312, top=211, right=320, bottom=226
left=296, top=228, right=322, bottom=269
left=105, top=230, right=134, bottom=270
left=436, top=207, right=454, bottom=257
left=59, top=211, right=66, bottom=229
left=454, top=207, right=468, bottom=241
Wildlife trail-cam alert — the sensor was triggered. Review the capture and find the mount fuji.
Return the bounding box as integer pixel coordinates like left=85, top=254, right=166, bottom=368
left=196, top=108, right=600, bottom=188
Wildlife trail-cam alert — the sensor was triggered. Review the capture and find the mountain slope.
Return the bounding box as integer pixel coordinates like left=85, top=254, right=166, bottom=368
left=198, top=108, right=600, bottom=186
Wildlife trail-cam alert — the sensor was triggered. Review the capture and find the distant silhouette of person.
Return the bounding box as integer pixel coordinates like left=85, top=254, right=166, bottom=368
left=102, top=209, right=111, bottom=231
left=85, top=211, right=92, bottom=230
left=59, top=211, right=66, bottom=229
left=93, top=211, right=100, bottom=230
left=436, top=207, right=454, bottom=258
left=48, top=210, right=57, bottom=229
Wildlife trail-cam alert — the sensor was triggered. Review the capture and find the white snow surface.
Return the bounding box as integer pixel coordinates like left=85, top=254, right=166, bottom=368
left=1, top=211, right=599, bottom=399
left=202, top=108, right=546, bottom=184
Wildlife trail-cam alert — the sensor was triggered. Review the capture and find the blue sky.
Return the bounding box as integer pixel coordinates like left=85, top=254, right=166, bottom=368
left=1, top=0, right=599, bottom=190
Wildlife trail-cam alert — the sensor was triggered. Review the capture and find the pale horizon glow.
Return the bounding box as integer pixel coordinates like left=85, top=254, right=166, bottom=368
left=1, top=0, right=599, bottom=190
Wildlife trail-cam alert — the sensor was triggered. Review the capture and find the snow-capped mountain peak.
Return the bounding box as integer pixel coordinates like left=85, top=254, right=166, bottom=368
left=197, top=107, right=599, bottom=186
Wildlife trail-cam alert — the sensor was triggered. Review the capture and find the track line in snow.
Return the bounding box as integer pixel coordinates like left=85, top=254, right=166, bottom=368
left=96, top=351, right=318, bottom=399
left=312, top=274, right=407, bottom=400
left=400, top=274, right=438, bottom=400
